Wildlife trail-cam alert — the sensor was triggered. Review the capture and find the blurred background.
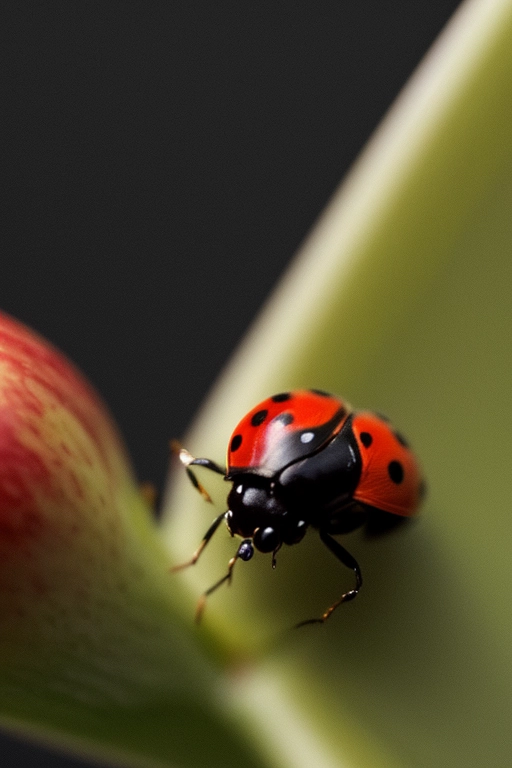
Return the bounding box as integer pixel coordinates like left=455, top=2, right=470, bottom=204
left=2, top=2, right=461, bottom=766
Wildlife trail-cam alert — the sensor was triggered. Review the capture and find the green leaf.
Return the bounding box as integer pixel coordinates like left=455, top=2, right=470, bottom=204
left=164, top=0, right=512, bottom=765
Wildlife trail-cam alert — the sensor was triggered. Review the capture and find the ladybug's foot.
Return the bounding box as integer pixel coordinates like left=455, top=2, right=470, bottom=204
left=170, top=440, right=214, bottom=503
left=170, top=541, right=207, bottom=573
left=195, top=555, right=236, bottom=623
left=295, top=587, right=358, bottom=628
left=170, top=511, right=228, bottom=573
left=294, top=528, right=362, bottom=628
left=295, top=617, right=324, bottom=628
left=170, top=439, right=195, bottom=470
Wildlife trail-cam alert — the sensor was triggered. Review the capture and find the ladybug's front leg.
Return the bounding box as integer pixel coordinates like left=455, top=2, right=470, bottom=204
left=170, top=439, right=231, bottom=588
left=170, top=439, right=226, bottom=502
left=295, top=529, right=363, bottom=627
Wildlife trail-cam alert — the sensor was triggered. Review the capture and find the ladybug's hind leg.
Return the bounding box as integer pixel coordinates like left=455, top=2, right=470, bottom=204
left=295, top=529, right=362, bottom=627
left=170, top=439, right=226, bottom=503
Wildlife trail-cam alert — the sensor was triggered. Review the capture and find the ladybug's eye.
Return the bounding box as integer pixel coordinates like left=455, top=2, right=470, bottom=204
left=253, top=526, right=280, bottom=553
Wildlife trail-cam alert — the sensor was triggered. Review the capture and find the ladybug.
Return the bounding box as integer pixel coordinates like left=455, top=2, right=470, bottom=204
left=172, top=389, right=424, bottom=626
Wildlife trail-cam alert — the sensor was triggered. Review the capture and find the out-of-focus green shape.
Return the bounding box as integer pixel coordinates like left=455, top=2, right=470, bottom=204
left=164, top=0, right=512, bottom=765
left=0, top=308, right=263, bottom=768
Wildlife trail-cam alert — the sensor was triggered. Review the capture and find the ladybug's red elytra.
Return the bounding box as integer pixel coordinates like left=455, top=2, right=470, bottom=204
left=172, top=389, right=424, bottom=626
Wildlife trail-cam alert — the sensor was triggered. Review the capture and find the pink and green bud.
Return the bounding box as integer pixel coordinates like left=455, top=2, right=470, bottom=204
left=0, top=312, right=162, bottom=656
left=0, top=312, right=253, bottom=767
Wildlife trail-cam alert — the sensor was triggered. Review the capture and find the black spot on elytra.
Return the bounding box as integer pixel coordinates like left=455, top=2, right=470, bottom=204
left=388, top=460, right=404, bottom=484
left=272, top=392, right=291, bottom=402
left=251, top=409, right=268, bottom=426
left=275, top=412, right=294, bottom=426
left=360, top=432, right=373, bottom=448
left=310, top=389, right=331, bottom=397
left=230, top=434, right=242, bottom=452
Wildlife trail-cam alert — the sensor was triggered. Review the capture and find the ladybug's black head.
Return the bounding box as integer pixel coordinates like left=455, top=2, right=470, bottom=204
left=226, top=476, right=307, bottom=554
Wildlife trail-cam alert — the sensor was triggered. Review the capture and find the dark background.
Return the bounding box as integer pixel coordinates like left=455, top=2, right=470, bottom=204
left=2, top=2, right=461, bottom=766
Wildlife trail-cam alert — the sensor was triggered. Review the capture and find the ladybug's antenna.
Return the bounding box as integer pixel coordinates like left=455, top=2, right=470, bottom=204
left=195, top=539, right=254, bottom=623
left=271, top=543, right=282, bottom=569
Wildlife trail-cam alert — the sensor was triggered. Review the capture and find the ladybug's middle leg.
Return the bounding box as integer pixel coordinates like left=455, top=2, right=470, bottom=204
left=171, top=511, right=228, bottom=572
left=295, top=529, right=362, bottom=627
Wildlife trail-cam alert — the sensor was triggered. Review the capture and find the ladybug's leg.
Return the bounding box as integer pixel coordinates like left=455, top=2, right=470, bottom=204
left=170, top=440, right=226, bottom=503
left=295, top=529, right=363, bottom=627
left=195, top=539, right=254, bottom=623
left=171, top=511, right=228, bottom=572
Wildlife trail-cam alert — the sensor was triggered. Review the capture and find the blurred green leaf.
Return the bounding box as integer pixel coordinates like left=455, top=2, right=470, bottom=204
left=0, top=313, right=265, bottom=768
